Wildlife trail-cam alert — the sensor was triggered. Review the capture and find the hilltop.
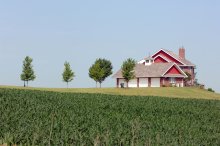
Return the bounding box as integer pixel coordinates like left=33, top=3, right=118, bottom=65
left=1, top=86, right=220, bottom=100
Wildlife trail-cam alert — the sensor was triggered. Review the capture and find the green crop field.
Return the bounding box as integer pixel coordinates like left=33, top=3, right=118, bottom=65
left=1, top=88, right=220, bottom=145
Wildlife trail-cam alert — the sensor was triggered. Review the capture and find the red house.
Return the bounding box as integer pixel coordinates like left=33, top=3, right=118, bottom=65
left=113, top=48, right=196, bottom=87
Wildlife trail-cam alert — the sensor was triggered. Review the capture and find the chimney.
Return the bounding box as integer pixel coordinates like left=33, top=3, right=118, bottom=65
left=179, top=47, right=185, bottom=59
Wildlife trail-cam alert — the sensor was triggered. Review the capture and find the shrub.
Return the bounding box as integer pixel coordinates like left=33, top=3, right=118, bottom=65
left=208, top=88, right=215, bottom=92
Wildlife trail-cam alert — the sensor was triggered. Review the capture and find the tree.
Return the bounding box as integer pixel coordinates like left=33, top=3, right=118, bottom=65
left=184, top=72, right=192, bottom=86
left=89, top=62, right=105, bottom=88
left=193, top=72, right=199, bottom=86
left=89, top=58, right=113, bottom=88
left=62, top=61, right=75, bottom=88
left=121, top=58, right=136, bottom=88
left=20, top=56, right=36, bottom=87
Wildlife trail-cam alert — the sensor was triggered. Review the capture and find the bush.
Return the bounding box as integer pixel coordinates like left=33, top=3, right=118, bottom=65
left=169, top=83, right=177, bottom=87
left=208, top=88, right=215, bottom=92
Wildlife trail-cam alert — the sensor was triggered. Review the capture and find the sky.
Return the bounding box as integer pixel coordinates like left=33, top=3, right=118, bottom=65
left=0, top=0, right=220, bottom=92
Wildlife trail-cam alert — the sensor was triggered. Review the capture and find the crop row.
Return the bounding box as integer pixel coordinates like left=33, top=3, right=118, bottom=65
left=1, top=88, right=220, bottom=145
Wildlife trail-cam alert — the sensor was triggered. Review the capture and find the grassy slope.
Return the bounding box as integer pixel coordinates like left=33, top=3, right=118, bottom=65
left=1, top=86, right=220, bottom=100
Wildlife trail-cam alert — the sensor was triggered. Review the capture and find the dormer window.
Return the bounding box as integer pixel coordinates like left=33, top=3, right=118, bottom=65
left=143, top=56, right=154, bottom=66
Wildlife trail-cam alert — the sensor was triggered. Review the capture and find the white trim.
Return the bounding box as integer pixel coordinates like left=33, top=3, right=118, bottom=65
left=138, top=59, right=145, bottom=64
left=181, top=79, right=184, bottom=87
left=152, top=49, right=186, bottom=65
left=153, top=55, right=171, bottom=63
left=179, top=65, right=196, bottom=67
left=151, top=49, right=163, bottom=58
left=162, top=63, right=188, bottom=77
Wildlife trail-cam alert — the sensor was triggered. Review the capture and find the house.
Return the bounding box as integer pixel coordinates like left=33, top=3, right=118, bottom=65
left=113, top=48, right=196, bottom=87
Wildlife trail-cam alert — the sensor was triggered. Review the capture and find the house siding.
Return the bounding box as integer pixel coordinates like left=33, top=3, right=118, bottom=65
left=154, top=56, right=168, bottom=63
left=166, top=66, right=182, bottom=74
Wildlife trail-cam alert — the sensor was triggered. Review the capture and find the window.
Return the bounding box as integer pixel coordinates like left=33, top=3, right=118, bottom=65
left=170, top=77, right=176, bottom=83
left=146, top=60, right=149, bottom=63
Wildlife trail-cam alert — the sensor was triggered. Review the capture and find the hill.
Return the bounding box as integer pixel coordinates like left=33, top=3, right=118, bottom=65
left=1, top=88, right=220, bottom=145
left=1, top=86, right=220, bottom=100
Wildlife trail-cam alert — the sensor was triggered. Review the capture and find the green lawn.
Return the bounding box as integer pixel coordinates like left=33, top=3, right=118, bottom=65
left=1, top=88, right=220, bottom=145
left=1, top=86, right=220, bottom=100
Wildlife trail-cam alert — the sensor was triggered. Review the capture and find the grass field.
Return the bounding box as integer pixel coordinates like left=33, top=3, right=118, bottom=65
left=1, top=88, right=220, bottom=145
left=1, top=85, right=220, bottom=100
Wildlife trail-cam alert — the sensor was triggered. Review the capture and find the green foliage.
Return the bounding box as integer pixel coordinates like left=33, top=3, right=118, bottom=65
left=89, top=62, right=105, bottom=87
left=89, top=58, right=113, bottom=88
left=184, top=72, right=192, bottom=81
left=121, top=58, right=136, bottom=87
left=20, top=56, right=36, bottom=87
left=193, top=72, right=199, bottom=86
left=208, top=88, right=215, bottom=92
left=184, top=72, right=192, bottom=86
left=96, top=58, right=113, bottom=80
left=1, top=88, right=220, bottom=145
left=62, top=61, right=75, bottom=88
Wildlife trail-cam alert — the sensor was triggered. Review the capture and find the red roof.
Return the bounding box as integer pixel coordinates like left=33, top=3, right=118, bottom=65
left=158, top=49, right=195, bottom=66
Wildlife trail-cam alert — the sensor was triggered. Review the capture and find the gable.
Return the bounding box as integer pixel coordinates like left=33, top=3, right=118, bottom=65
left=165, top=66, right=182, bottom=75
left=152, top=50, right=184, bottom=65
left=113, top=62, right=187, bottom=79
left=154, top=56, right=169, bottom=63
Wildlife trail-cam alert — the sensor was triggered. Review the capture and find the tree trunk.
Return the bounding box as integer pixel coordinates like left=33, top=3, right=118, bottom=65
left=24, top=81, right=26, bottom=87
left=67, top=82, right=68, bottom=88
left=100, top=83, right=101, bottom=88
left=96, top=82, right=97, bottom=88
left=27, top=81, right=28, bottom=87
left=127, top=81, right=129, bottom=88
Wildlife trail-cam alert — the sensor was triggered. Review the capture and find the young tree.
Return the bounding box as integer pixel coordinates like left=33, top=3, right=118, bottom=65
left=184, top=72, right=192, bottom=86
left=20, top=56, right=36, bottom=87
left=89, top=62, right=105, bottom=88
left=62, top=61, right=75, bottom=88
left=193, top=72, right=199, bottom=86
left=121, top=58, right=136, bottom=88
left=89, top=58, right=113, bottom=88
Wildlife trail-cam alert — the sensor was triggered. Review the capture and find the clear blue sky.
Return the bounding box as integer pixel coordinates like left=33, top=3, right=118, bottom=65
left=0, top=0, right=220, bottom=92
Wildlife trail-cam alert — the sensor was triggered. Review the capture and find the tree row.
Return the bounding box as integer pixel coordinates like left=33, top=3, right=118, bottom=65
left=20, top=56, right=136, bottom=88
